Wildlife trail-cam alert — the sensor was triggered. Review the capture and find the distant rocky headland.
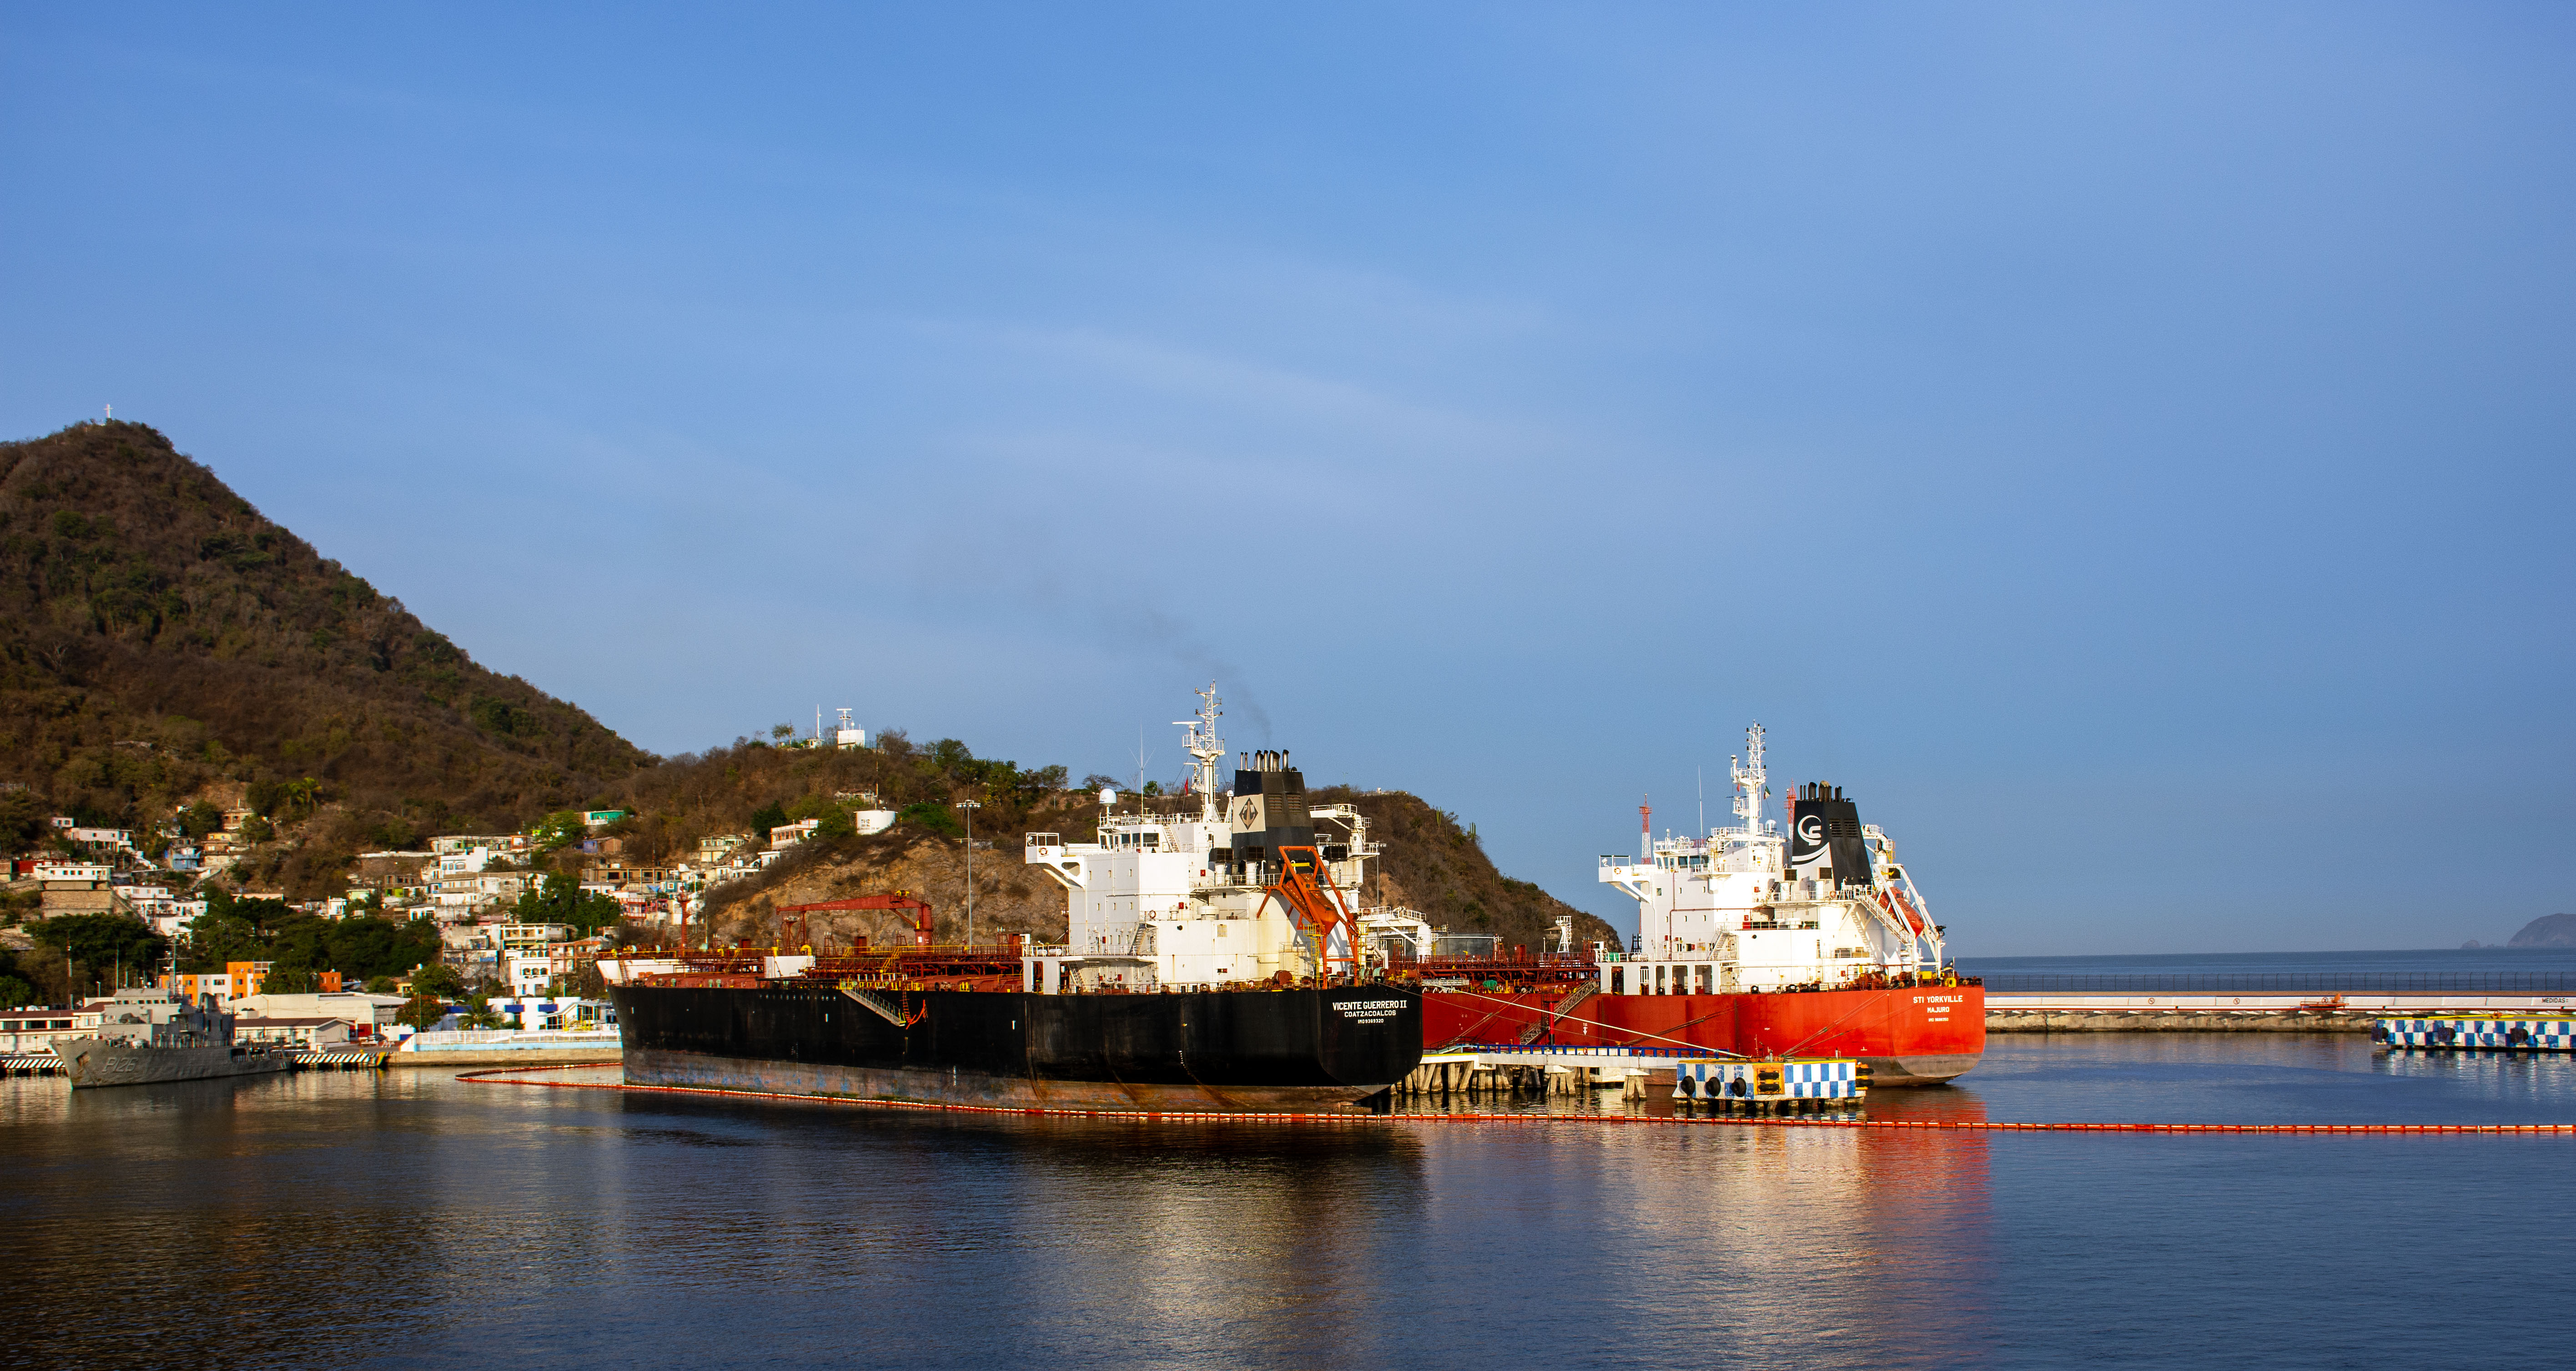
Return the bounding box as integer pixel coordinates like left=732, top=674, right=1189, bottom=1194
left=2507, top=913, right=2576, bottom=948
left=2463, top=913, right=2576, bottom=949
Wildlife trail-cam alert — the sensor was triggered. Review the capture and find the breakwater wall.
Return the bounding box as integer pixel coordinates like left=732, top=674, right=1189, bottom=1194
left=1988, top=1008, right=2377, bottom=1033
left=1987, top=992, right=2574, bottom=1033
left=393, top=1049, right=623, bottom=1066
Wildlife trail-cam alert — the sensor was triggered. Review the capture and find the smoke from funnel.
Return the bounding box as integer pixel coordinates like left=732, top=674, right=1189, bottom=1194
left=1132, top=607, right=1273, bottom=743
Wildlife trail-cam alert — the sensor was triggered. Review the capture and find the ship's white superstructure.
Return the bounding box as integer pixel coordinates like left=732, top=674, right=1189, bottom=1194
left=1024, top=686, right=1377, bottom=992
left=1596, top=724, right=1947, bottom=994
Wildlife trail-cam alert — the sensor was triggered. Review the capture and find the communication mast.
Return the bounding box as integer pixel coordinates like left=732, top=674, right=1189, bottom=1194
left=1175, top=682, right=1225, bottom=822
left=1730, top=722, right=1768, bottom=835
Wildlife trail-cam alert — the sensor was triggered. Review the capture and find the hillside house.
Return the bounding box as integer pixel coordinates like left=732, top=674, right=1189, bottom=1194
left=233, top=991, right=406, bottom=1037
left=0, top=1006, right=104, bottom=1053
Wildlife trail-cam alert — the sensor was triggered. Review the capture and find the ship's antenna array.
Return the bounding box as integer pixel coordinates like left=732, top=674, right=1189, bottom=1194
left=1730, top=722, right=1767, bottom=835
left=1176, top=682, right=1225, bottom=823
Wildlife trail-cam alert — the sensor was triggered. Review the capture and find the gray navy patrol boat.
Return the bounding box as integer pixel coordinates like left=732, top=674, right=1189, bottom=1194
left=58, top=988, right=292, bottom=1088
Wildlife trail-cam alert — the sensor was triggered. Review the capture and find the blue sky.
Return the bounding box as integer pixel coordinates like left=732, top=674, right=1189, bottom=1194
left=5, top=4, right=2571, bottom=953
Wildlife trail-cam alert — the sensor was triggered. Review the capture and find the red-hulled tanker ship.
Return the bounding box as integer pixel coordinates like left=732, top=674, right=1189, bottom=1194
left=1408, top=724, right=1982, bottom=1084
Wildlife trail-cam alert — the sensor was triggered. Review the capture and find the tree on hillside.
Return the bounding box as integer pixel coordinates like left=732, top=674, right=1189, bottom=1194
left=180, top=888, right=439, bottom=981
left=396, top=994, right=447, bottom=1032
left=181, top=889, right=292, bottom=970
left=178, top=801, right=224, bottom=840
left=898, top=802, right=962, bottom=837
left=262, top=966, right=317, bottom=993
left=411, top=963, right=465, bottom=999
left=30, top=913, right=166, bottom=988
left=528, top=810, right=587, bottom=855
left=511, top=872, right=622, bottom=937
left=264, top=913, right=444, bottom=983
left=0, top=948, right=40, bottom=1007
left=0, top=791, right=50, bottom=854
left=0, top=886, right=40, bottom=928
left=783, top=793, right=859, bottom=839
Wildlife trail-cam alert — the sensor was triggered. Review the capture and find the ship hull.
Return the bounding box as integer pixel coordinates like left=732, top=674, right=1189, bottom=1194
left=609, top=983, right=1425, bottom=1112
left=1423, top=983, right=1985, bottom=1085
left=59, top=1038, right=293, bottom=1088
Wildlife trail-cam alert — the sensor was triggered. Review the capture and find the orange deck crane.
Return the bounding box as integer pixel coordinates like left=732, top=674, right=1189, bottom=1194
left=774, top=893, right=936, bottom=953
left=1263, top=845, right=1359, bottom=977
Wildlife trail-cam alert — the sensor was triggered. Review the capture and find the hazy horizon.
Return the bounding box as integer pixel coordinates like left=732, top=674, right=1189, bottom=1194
left=6, top=5, right=2570, bottom=954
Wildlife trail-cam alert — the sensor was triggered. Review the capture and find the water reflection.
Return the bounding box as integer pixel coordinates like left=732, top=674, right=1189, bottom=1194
left=4, top=1040, right=2571, bottom=1369
left=1554, top=1102, right=1996, bottom=1364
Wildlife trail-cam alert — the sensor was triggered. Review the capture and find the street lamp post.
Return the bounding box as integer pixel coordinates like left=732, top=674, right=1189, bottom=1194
left=957, top=800, right=983, bottom=948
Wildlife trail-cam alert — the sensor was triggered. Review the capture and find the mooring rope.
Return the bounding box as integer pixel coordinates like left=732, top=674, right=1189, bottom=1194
left=453, top=1066, right=2575, bottom=1134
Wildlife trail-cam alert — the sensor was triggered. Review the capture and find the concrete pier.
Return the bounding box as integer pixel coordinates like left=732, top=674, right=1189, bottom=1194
left=1396, top=1051, right=1600, bottom=1101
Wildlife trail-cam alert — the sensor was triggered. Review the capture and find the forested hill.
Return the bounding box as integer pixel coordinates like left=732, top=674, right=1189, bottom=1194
left=1318, top=788, right=1622, bottom=957
left=0, top=421, right=649, bottom=879
left=0, top=421, right=1617, bottom=936
left=665, top=755, right=1624, bottom=958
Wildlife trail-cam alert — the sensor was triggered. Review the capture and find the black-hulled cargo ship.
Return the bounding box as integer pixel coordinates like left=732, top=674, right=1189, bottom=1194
left=604, top=686, right=1423, bottom=1112
left=607, top=980, right=1421, bottom=1111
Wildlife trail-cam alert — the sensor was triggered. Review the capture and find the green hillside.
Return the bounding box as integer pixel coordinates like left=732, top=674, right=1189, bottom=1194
left=0, top=421, right=650, bottom=890
left=0, top=420, right=1615, bottom=949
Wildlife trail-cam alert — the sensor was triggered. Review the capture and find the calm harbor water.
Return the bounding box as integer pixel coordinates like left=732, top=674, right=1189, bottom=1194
left=4, top=1034, right=2571, bottom=1369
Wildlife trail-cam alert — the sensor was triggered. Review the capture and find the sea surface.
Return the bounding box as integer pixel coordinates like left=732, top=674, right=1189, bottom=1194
left=3, top=1034, right=2572, bottom=1369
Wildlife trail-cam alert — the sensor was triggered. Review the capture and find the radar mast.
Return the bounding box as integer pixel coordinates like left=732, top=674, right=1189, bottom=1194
left=1176, top=683, right=1226, bottom=823
left=1729, top=722, right=1768, bottom=836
